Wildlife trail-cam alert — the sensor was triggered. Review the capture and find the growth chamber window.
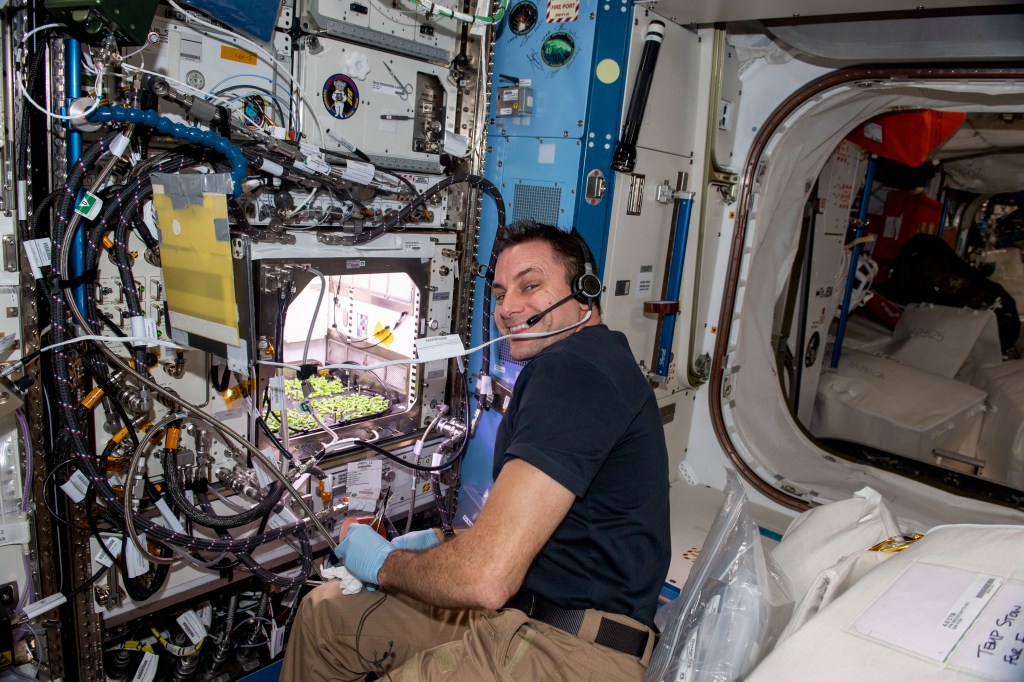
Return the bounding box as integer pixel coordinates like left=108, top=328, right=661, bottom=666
left=246, top=232, right=458, bottom=456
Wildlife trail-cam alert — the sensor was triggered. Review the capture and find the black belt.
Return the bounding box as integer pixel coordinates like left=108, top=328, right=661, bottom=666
left=503, top=589, right=651, bottom=659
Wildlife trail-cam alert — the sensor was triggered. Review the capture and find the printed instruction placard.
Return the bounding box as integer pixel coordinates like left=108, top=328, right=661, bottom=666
left=347, top=459, right=382, bottom=512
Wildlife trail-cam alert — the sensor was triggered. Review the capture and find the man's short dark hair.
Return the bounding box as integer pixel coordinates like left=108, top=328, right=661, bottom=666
left=494, top=220, right=601, bottom=310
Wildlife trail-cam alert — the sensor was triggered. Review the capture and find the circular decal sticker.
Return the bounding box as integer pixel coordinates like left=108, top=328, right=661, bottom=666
left=595, top=58, right=621, bottom=84
left=508, top=1, right=538, bottom=35
left=242, top=95, right=268, bottom=127
left=322, top=74, right=360, bottom=119
left=540, top=31, right=576, bottom=68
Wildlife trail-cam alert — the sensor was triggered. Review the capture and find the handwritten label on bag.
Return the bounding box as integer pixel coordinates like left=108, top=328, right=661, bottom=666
left=950, top=582, right=1024, bottom=680
left=347, top=460, right=382, bottom=512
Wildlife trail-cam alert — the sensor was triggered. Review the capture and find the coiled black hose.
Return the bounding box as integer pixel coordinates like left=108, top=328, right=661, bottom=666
left=161, top=446, right=285, bottom=529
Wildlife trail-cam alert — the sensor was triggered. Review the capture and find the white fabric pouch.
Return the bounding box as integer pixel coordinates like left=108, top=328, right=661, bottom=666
left=772, top=486, right=902, bottom=605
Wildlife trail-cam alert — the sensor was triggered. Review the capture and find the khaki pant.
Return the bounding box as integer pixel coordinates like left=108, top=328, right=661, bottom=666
left=280, top=584, right=651, bottom=681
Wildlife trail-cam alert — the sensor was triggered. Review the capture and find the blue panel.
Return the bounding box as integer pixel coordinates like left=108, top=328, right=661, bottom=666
left=457, top=138, right=584, bottom=505
left=181, top=0, right=281, bottom=42
left=502, top=137, right=582, bottom=229
left=573, top=3, right=634, bottom=266
left=660, top=581, right=682, bottom=602
left=240, top=659, right=282, bottom=681
left=490, top=0, right=600, bottom=138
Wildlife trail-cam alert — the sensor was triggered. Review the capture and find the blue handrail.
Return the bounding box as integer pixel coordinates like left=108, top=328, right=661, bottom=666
left=655, top=192, right=694, bottom=379
left=831, top=156, right=877, bottom=369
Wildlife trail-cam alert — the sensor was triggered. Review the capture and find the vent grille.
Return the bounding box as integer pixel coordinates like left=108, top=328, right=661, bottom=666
left=512, top=184, right=562, bottom=225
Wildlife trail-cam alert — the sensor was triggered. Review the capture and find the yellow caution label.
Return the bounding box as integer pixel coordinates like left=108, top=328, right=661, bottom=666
left=221, top=45, right=258, bottom=65
left=0, top=650, right=12, bottom=665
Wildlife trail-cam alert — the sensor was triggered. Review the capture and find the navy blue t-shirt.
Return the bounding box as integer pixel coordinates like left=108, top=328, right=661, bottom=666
left=492, top=324, right=670, bottom=625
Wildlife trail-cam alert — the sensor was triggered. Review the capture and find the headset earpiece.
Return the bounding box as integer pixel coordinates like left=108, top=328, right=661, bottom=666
left=572, top=259, right=602, bottom=304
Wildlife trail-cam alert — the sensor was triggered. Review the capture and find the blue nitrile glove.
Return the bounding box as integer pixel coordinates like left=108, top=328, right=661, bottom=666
left=391, top=528, right=441, bottom=551
left=334, top=524, right=396, bottom=585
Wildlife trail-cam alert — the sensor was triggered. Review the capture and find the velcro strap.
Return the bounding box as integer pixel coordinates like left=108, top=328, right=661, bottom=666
left=57, top=267, right=99, bottom=288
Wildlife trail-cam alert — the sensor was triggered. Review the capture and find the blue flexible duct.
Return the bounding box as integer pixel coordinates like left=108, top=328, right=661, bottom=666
left=87, top=106, right=248, bottom=195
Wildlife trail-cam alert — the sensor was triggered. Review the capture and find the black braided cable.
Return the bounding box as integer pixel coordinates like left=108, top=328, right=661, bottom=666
left=161, top=446, right=285, bottom=529
left=45, top=133, right=316, bottom=557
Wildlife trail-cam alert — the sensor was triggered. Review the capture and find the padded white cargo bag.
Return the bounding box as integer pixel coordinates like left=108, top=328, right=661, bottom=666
left=748, top=524, right=1024, bottom=681
left=772, top=487, right=902, bottom=614
left=838, top=314, right=894, bottom=354
left=973, top=360, right=1024, bottom=487
left=886, top=303, right=1001, bottom=383
left=812, top=350, right=987, bottom=462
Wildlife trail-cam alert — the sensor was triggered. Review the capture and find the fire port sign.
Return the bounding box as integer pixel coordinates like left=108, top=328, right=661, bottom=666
left=546, top=0, right=579, bottom=22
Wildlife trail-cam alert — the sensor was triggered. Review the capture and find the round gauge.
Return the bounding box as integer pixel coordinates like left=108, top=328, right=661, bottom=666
left=540, top=31, right=576, bottom=68
left=509, top=1, right=538, bottom=35
left=185, top=69, right=205, bottom=91
left=321, top=74, right=360, bottom=120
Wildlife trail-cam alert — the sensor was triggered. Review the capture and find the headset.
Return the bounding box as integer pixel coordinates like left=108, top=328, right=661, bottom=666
left=524, top=232, right=603, bottom=327
left=569, top=230, right=603, bottom=303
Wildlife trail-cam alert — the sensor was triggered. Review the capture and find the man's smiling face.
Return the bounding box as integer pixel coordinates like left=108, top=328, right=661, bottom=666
left=493, top=239, right=592, bottom=361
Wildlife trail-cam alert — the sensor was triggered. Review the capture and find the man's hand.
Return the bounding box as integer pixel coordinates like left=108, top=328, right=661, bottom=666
left=335, top=524, right=396, bottom=584
left=391, top=529, right=441, bottom=551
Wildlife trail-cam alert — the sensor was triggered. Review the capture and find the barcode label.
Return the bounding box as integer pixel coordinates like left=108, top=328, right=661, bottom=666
left=268, top=621, right=284, bottom=657
left=132, top=652, right=159, bottom=682
left=96, top=536, right=123, bottom=568
left=155, top=498, right=186, bottom=534
left=176, top=610, right=207, bottom=645
left=180, top=38, right=202, bottom=62
left=269, top=376, right=284, bottom=411
left=60, top=470, right=90, bottom=503
left=125, top=533, right=149, bottom=578
left=23, top=238, right=52, bottom=280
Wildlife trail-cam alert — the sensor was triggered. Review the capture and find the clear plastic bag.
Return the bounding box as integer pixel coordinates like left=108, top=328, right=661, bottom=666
left=647, top=470, right=793, bottom=682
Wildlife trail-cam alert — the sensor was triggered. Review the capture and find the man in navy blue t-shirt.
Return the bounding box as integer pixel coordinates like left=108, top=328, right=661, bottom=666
left=282, top=221, right=670, bottom=681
